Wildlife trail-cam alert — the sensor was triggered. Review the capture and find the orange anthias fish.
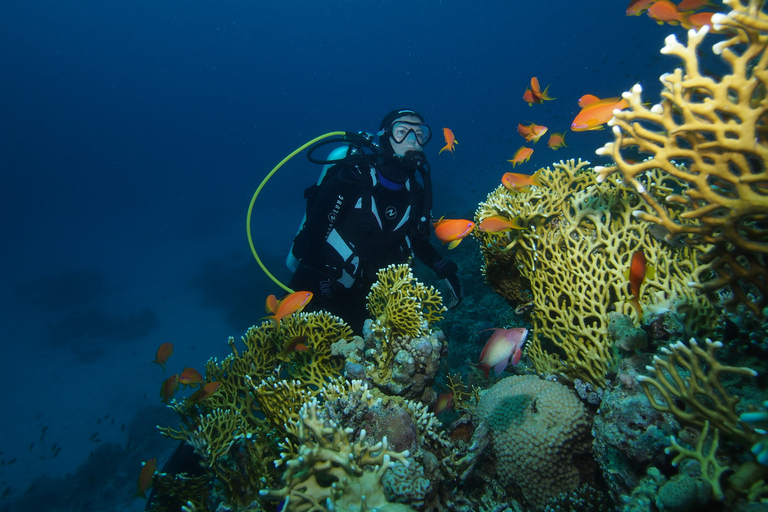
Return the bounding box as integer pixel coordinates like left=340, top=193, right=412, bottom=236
left=188, top=381, right=222, bottom=404
left=626, top=0, right=656, bottom=15
left=277, top=335, right=309, bottom=361
left=179, top=367, right=204, bottom=388
left=547, top=131, right=567, bottom=150
left=160, top=374, right=179, bottom=404
left=478, top=215, right=525, bottom=233
left=476, top=328, right=529, bottom=378
left=501, top=170, right=542, bottom=191
left=677, top=0, right=716, bottom=10
left=433, top=217, right=476, bottom=249
left=523, top=77, right=555, bottom=106
left=264, top=291, right=313, bottom=326
left=517, top=122, right=548, bottom=143
left=627, top=250, right=650, bottom=320
left=507, top=146, right=533, bottom=168
left=433, top=392, right=454, bottom=415
left=151, top=342, right=173, bottom=371
left=647, top=0, right=686, bottom=25
left=439, top=128, right=458, bottom=156
left=134, top=457, right=157, bottom=499
left=571, top=95, right=630, bottom=131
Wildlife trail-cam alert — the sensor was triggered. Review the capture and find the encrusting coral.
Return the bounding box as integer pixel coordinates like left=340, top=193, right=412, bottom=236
left=475, top=159, right=715, bottom=387
left=596, top=0, right=768, bottom=316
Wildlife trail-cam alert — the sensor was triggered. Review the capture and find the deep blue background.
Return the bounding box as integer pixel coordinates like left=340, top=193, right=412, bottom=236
left=0, top=0, right=706, bottom=509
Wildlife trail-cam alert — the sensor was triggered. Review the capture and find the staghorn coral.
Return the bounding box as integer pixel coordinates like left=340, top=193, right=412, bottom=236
left=596, top=0, right=768, bottom=316
left=638, top=337, right=758, bottom=447
left=475, top=159, right=715, bottom=387
left=259, top=397, right=416, bottom=512
left=473, top=375, right=591, bottom=510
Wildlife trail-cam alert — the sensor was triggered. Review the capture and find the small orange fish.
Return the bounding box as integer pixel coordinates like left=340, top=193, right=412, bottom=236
left=627, top=250, right=648, bottom=319
left=277, top=335, right=309, bottom=361
left=134, top=457, right=157, bottom=498
left=523, top=77, right=555, bottom=106
left=187, top=381, right=222, bottom=404
left=517, top=122, right=548, bottom=143
left=647, top=0, right=685, bottom=25
left=626, top=0, right=655, bottom=15
left=151, top=342, right=173, bottom=371
left=433, top=217, right=476, bottom=249
left=433, top=392, right=454, bottom=415
left=160, top=374, right=179, bottom=404
left=438, top=128, right=458, bottom=156
left=478, top=215, right=525, bottom=233
left=476, top=328, right=528, bottom=378
left=264, top=291, right=313, bottom=326
left=677, top=0, right=715, bottom=11
left=686, top=11, right=715, bottom=29
left=547, top=131, right=567, bottom=150
left=571, top=95, right=629, bottom=131
left=501, top=170, right=542, bottom=191
left=179, top=367, right=204, bottom=388
left=507, top=147, right=533, bottom=168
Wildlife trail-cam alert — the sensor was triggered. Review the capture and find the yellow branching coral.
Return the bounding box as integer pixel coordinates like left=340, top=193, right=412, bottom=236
left=596, top=0, right=768, bottom=315
left=259, top=397, right=415, bottom=512
left=638, top=337, right=758, bottom=447
left=475, top=159, right=715, bottom=387
left=666, top=420, right=729, bottom=501
left=367, top=263, right=445, bottom=338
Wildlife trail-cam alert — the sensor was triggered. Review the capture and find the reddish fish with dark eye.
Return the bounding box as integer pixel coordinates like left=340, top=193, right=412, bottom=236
left=134, top=457, right=157, bottom=498
left=160, top=374, right=179, bottom=404
left=433, top=392, right=454, bottom=415
left=151, top=342, right=173, bottom=371
left=187, top=381, right=222, bottom=404
left=628, top=250, right=647, bottom=319
left=501, top=170, right=542, bottom=191
left=264, top=291, right=313, bottom=326
left=178, top=367, right=204, bottom=388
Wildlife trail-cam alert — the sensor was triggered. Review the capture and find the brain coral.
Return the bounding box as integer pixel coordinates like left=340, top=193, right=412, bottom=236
left=476, top=375, right=591, bottom=509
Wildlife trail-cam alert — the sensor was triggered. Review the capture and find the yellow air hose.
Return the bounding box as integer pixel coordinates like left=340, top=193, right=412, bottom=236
left=247, top=131, right=346, bottom=293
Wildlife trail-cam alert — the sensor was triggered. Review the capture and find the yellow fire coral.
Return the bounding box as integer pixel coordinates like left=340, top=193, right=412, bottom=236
left=475, top=159, right=715, bottom=387
left=367, top=263, right=445, bottom=338
left=259, top=397, right=416, bottom=512
left=596, top=0, right=768, bottom=316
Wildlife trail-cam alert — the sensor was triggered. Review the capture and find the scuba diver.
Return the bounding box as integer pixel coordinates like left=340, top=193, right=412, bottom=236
left=287, top=109, right=463, bottom=331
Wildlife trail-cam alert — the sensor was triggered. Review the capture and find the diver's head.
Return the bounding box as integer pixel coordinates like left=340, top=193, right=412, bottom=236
left=378, top=109, right=432, bottom=157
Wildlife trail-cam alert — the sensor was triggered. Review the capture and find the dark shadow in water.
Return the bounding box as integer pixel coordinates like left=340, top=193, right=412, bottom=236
left=46, top=308, right=160, bottom=362
left=0, top=406, right=177, bottom=512
left=13, top=269, right=109, bottom=312
left=190, top=252, right=267, bottom=333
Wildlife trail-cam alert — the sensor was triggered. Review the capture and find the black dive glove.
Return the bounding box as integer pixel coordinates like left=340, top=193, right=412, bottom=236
left=432, top=258, right=462, bottom=309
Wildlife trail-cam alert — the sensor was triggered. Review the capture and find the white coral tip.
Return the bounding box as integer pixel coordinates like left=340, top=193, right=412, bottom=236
left=635, top=182, right=646, bottom=194
left=650, top=104, right=664, bottom=114
left=712, top=40, right=727, bottom=55
left=612, top=125, right=621, bottom=136
left=632, top=83, right=643, bottom=94
left=632, top=210, right=644, bottom=217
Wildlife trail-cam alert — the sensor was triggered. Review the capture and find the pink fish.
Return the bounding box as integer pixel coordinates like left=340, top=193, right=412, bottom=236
left=476, top=328, right=529, bottom=378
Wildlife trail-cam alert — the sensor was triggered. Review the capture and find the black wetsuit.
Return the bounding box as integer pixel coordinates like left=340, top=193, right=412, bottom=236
left=289, top=157, right=452, bottom=331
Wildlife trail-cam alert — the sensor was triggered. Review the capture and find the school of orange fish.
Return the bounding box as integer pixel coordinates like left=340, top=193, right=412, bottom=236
left=133, top=0, right=701, bottom=498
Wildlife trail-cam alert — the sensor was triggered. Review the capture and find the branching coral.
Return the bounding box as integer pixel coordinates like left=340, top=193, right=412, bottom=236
left=596, top=0, right=768, bottom=315
left=259, top=397, right=416, bottom=512
left=638, top=337, right=758, bottom=447
left=475, top=159, right=715, bottom=387
left=666, top=420, right=729, bottom=500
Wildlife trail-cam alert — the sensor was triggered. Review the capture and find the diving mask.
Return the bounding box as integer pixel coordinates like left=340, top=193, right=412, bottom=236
left=387, top=121, right=432, bottom=146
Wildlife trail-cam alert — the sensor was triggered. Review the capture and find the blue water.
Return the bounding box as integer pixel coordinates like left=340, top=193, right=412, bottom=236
left=0, top=0, right=710, bottom=509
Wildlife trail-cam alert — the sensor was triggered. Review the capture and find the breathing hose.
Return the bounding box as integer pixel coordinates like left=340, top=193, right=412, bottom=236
left=246, top=131, right=346, bottom=293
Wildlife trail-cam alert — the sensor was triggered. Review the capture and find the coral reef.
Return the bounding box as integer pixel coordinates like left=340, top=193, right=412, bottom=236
left=475, top=159, right=715, bottom=387
left=596, top=0, right=768, bottom=316
left=472, top=375, right=591, bottom=509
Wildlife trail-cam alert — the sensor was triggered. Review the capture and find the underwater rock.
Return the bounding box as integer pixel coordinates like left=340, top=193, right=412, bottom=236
left=592, top=382, right=680, bottom=501
left=358, top=401, right=419, bottom=454
left=655, top=473, right=711, bottom=512
left=642, top=309, right=687, bottom=346
left=608, top=311, right=648, bottom=352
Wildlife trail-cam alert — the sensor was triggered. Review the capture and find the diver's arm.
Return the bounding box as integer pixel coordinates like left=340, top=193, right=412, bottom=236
left=412, top=234, right=463, bottom=308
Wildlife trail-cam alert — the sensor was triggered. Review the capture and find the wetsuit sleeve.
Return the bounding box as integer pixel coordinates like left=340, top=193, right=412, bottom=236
left=292, top=165, right=362, bottom=272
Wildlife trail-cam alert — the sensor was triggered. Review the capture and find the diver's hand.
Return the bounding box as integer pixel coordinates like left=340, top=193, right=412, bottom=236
left=432, top=258, right=462, bottom=309
left=442, top=272, right=462, bottom=309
